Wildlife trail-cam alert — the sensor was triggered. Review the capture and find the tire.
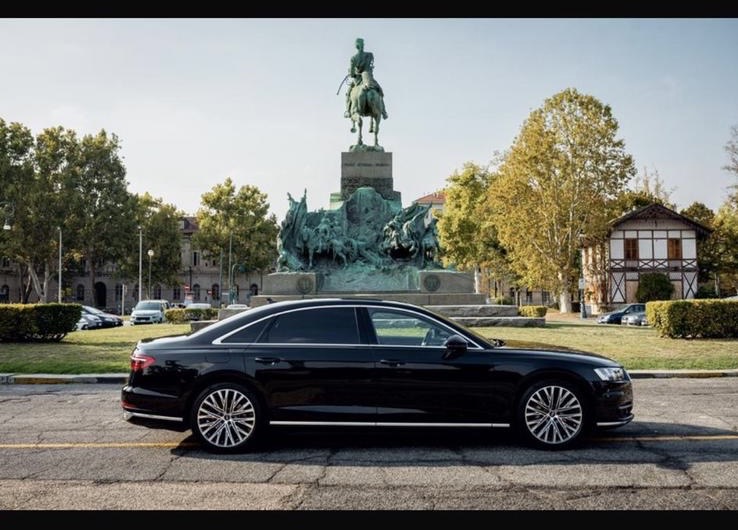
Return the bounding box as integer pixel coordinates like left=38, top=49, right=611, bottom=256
left=517, top=379, right=589, bottom=450
left=190, top=382, right=264, bottom=453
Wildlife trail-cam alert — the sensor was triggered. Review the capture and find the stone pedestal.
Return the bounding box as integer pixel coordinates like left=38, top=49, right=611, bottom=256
left=263, top=272, right=317, bottom=295
left=418, top=270, right=475, bottom=293
left=340, top=151, right=400, bottom=203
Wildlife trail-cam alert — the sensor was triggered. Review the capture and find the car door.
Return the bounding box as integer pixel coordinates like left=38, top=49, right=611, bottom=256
left=225, top=305, right=376, bottom=424
left=364, top=307, right=507, bottom=424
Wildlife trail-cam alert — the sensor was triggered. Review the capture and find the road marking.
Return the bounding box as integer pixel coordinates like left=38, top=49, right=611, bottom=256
left=0, top=433, right=737, bottom=449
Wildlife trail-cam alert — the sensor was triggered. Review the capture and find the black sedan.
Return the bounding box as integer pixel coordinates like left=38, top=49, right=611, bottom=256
left=82, top=305, right=124, bottom=328
left=121, top=298, right=633, bottom=452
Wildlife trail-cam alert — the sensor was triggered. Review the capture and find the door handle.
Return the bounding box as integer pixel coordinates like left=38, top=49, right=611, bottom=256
left=379, top=359, right=405, bottom=367
left=254, top=357, right=281, bottom=365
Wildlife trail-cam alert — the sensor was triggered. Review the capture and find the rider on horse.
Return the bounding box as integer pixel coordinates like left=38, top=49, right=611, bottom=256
left=344, top=38, right=388, bottom=120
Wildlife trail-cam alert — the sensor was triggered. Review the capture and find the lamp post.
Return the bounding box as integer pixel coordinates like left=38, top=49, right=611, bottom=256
left=147, top=249, right=154, bottom=299
left=579, top=244, right=588, bottom=319
left=57, top=226, right=62, bottom=303
left=138, top=226, right=143, bottom=302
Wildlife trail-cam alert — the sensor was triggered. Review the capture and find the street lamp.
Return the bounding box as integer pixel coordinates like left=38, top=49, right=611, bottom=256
left=147, top=249, right=154, bottom=299
left=138, top=226, right=143, bottom=302
left=579, top=240, right=588, bottom=319
left=58, top=226, right=62, bottom=303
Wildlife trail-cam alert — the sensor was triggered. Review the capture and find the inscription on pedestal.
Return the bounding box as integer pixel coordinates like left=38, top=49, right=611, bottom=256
left=341, top=151, right=399, bottom=202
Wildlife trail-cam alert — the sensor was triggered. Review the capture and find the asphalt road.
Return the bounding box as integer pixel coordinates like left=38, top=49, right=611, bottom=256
left=0, top=378, right=737, bottom=510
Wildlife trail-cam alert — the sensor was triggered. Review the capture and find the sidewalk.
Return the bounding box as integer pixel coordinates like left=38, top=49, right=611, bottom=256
left=2, top=369, right=738, bottom=385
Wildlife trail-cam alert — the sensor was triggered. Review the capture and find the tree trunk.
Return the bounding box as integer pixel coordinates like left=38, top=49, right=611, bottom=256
left=558, top=271, right=573, bottom=313
left=474, top=266, right=481, bottom=294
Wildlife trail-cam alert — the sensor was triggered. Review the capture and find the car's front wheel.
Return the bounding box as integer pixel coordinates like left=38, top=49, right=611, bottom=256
left=190, top=383, right=263, bottom=453
left=517, top=379, right=588, bottom=450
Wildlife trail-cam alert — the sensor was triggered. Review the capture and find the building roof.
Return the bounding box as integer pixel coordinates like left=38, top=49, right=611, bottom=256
left=414, top=191, right=446, bottom=206
left=610, top=203, right=712, bottom=236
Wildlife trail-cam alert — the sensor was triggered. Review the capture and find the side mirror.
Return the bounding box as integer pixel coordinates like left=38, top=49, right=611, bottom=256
left=442, top=334, right=468, bottom=360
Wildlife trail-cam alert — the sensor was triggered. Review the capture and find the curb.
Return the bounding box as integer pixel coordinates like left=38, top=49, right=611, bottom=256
left=2, top=370, right=738, bottom=384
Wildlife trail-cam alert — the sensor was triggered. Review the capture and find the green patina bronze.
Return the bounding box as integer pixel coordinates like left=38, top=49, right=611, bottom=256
left=342, top=38, right=388, bottom=151
left=277, top=187, right=441, bottom=280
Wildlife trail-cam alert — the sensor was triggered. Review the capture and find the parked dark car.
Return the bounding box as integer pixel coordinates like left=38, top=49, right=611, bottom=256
left=597, top=303, right=646, bottom=325
left=121, top=298, right=634, bottom=453
left=82, top=305, right=123, bottom=328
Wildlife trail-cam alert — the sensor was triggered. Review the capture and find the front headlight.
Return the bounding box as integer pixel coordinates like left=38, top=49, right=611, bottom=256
left=594, top=367, right=627, bottom=382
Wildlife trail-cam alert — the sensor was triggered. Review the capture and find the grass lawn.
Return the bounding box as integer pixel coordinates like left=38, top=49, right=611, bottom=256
left=0, top=315, right=736, bottom=374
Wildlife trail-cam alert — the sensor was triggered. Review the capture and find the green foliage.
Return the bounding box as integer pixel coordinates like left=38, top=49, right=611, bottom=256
left=647, top=299, right=738, bottom=338
left=486, top=88, right=636, bottom=311
left=612, top=167, right=675, bottom=215
left=636, top=272, right=674, bottom=303
left=0, top=303, right=80, bottom=342
left=518, top=305, right=548, bottom=317
left=193, top=178, right=280, bottom=275
left=493, top=296, right=513, bottom=305
left=164, top=308, right=219, bottom=323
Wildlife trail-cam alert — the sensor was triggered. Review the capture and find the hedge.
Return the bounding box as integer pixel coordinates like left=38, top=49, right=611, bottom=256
left=518, top=305, right=548, bottom=317
left=164, top=307, right=219, bottom=324
left=0, top=303, right=81, bottom=342
left=646, top=299, right=738, bottom=339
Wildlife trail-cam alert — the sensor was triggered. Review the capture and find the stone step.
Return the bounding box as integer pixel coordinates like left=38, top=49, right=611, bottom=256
left=427, top=304, right=518, bottom=317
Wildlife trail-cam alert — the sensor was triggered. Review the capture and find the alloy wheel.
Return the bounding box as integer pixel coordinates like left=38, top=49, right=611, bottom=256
left=196, top=387, right=257, bottom=449
left=524, top=384, right=583, bottom=446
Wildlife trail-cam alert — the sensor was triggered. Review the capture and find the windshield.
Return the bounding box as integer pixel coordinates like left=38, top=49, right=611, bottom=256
left=134, top=302, right=162, bottom=311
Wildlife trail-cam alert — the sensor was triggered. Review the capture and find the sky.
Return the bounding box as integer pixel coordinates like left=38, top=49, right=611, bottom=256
left=1, top=18, right=737, bottom=222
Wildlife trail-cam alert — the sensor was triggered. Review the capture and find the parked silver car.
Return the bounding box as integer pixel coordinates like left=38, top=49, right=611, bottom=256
left=621, top=311, right=648, bottom=326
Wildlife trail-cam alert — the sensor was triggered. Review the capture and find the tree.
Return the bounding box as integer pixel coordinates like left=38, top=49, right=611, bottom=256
left=613, top=166, right=675, bottom=215
left=437, top=159, right=517, bottom=298
left=636, top=272, right=674, bottom=302
left=680, top=202, right=718, bottom=289
left=486, top=88, right=636, bottom=312
left=193, top=178, right=279, bottom=297
left=712, top=199, right=738, bottom=295
left=18, top=126, right=80, bottom=303
left=64, top=130, right=138, bottom=304
left=0, top=119, right=35, bottom=301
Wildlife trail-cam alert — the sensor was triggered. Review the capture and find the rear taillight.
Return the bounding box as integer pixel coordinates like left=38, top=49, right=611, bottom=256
left=130, top=350, right=155, bottom=373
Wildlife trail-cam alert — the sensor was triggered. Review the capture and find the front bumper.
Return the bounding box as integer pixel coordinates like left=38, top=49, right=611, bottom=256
left=593, top=379, right=634, bottom=427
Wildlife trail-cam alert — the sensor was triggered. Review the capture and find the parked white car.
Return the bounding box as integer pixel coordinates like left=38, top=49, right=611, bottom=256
left=130, top=300, right=167, bottom=325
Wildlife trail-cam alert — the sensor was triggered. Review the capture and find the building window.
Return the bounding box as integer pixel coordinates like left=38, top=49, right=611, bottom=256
left=541, top=290, right=550, bottom=304
left=76, top=284, right=85, bottom=301
left=153, top=284, right=162, bottom=299
left=115, top=284, right=123, bottom=301
left=211, top=284, right=220, bottom=300
left=173, top=286, right=181, bottom=301
left=525, top=288, right=532, bottom=303
left=0, top=257, right=9, bottom=268
left=193, top=252, right=199, bottom=267
left=624, top=238, right=638, bottom=260
left=193, top=283, right=201, bottom=301
left=668, top=238, right=682, bottom=260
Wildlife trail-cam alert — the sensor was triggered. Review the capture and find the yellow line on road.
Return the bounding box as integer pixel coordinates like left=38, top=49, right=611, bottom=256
left=0, top=434, right=737, bottom=449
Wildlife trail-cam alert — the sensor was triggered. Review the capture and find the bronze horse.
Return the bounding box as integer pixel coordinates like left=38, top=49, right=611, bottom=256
left=348, top=71, right=384, bottom=148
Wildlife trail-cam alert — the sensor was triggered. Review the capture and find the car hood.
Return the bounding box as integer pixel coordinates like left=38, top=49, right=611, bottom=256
left=500, top=346, right=621, bottom=367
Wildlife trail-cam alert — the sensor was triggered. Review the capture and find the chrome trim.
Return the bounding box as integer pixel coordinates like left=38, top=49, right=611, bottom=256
left=123, top=411, right=184, bottom=423
left=597, top=415, right=634, bottom=427
left=270, top=421, right=509, bottom=428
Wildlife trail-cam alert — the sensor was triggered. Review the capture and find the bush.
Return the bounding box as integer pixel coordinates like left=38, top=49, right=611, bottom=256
left=647, top=299, right=738, bottom=338
left=518, top=305, right=548, bottom=317
left=636, top=272, right=674, bottom=303
left=0, top=303, right=80, bottom=342
left=165, top=308, right=219, bottom=324
left=493, top=297, right=513, bottom=305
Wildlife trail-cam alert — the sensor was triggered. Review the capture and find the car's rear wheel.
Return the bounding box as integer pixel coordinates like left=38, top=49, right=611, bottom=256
left=517, top=380, right=588, bottom=450
left=190, top=382, right=263, bottom=453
